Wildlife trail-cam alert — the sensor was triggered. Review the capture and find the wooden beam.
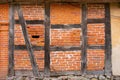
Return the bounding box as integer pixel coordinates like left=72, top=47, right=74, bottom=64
left=87, top=19, right=105, bottom=23
left=15, top=4, right=40, bottom=77
left=51, top=24, right=81, bottom=29
left=15, top=45, right=44, bottom=51
left=81, top=3, right=87, bottom=74
left=8, top=4, right=15, bottom=77
left=1, top=0, right=120, bottom=4
left=15, top=20, right=44, bottom=24
left=50, top=46, right=81, bottom=51
left=87, top=45, right=105, bottom=49
left=44, top=1, right=50, bottom=76
left=104, top=3, right=112, bottom=76
left=15, top=45, right=105, bottom=51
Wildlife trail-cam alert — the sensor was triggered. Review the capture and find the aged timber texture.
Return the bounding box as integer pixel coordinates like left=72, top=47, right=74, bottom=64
left=16, top=4, right=40, bottom=77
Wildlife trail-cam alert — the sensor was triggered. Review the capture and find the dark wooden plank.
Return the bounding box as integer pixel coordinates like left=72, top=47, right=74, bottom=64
left=87, top=19, right=105, bottom=23
left=50, top=46, right=81, bottom=51
left=1, top=0, right=120, bottom=4
left=104, top=3, right=112, bottom=76
left=16, top=4, right=40, bottom=77
left=15, top=45, right=105, bottom=51
left=8, top=4, right=15, bottom=77
left=15, top=20, right=44, bottom=24
left=81, top=3, right=87, bottom=74
left=44, top=1, right=50, bottom=76
left=51, top=24, right=81, bottom=29
left=15, top=45, right=44, bottom=51
left=87, top=45, right=105, bottom=49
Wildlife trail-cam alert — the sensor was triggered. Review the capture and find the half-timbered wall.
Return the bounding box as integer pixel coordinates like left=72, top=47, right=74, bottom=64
left=0, top=3, right=111, bottom=79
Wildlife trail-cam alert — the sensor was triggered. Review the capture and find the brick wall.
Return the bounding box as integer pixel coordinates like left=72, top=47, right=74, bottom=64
left=0, top=4, right=9, bottom=79
left=0, top=3, right=106, bottom=79
left=87, top=4, right=105, bottom=70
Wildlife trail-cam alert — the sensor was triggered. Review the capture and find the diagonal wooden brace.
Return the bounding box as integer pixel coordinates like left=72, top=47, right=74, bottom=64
left=15, top=4, right=40, bottom=77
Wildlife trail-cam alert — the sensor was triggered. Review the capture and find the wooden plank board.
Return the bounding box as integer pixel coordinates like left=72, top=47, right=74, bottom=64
left=44, top=1, right=50, bottom=76
left=50, top=46, right=81, bottom=51
left=15, top=45, right=44, bottom=51
left=104, top=3, right=112, bottom=76
left=51, top=24, right=81, bottom=29
left=81, top=3, right=87, bottom=74
left=15, top=4, right=40, bottom=77
left=87, top=19, right=105, bottom=23
left=87, top=45, right=105, bottom=49
left=15, top=45, right=105, bottom=51
left=15, top=20, right=44, bottom=24
left=8, top=4, right=15, bottom=77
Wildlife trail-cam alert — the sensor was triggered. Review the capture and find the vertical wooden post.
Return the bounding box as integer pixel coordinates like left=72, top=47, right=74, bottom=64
left=8, top=4, right=15, bottom=77
left=44, top=1, right=50, bottom=76
left=104, top=3, right=112, bottom=76
left=81, top=3, right=87, bottom=74
left=16, top=4, right=40, bottom=77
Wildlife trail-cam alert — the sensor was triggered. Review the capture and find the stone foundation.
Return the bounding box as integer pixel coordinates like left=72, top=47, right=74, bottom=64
left=7, top=75, right=114, bottom=80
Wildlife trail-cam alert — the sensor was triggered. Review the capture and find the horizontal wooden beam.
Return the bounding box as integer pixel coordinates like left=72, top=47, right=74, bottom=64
left=1, top=0, right=120, bottom=4
left=87, top=19, right=105, bottom=23
left=15, top=45, right=44, bottom=51
left=15, top=20, right=44, bottom=24
left=51, top=24, right=81, bottom=29
left=15, top=45, right=105, bottom=51
left=50, top=46, right=81, bottom=51
left=87, top=45, right=105, bottom=49
left=15, top=45, right=81, bottom=51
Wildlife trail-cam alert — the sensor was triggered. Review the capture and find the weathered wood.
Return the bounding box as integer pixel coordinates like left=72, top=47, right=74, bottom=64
left=51, top=24, right=81, bottom=29
left=15, top=45, right=105, bottom=51
left=1, top=0, right=120, bottom=4
left=87, top=45, right=105, bottom=49
left=50, top=46, right=81, bottom=51
left=104, top=3, right=112, bottom=76
left=87, top=19, right=105, bottom=23
left=44, top=1, right=50, bottom=76
left=8, top=4, right=15, bottom=77
left=15, top=45, right=44, bottom=51
left=15, top=20, right=44, bottom=24
left=16, top=4, right=40, bottom=77
left=81, top=3, right=87, bottom=74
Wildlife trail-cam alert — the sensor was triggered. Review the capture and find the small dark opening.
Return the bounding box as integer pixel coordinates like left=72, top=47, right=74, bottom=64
left=32, top=35, right=40, bottom=38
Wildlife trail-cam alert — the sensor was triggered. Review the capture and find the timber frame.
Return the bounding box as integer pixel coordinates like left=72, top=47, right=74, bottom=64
left=8, top=2, right=112, bottom=78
